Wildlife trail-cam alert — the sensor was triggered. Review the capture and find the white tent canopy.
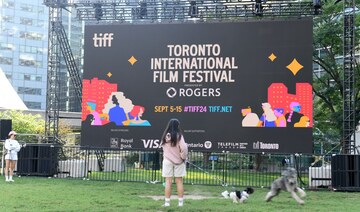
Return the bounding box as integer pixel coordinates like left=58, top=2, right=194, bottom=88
left=0, top=68, right=28, bottom=110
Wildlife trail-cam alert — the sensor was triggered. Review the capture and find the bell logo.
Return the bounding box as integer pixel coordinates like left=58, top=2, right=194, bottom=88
left=204, top=141, right=212, bottom=149
left=142, top=139, right=160, bottom=149
left=93, top=33, right=114, bottom=47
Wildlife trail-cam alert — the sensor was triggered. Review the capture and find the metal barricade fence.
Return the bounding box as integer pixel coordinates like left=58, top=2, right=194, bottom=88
left=0, top=143, right=334, bottom=188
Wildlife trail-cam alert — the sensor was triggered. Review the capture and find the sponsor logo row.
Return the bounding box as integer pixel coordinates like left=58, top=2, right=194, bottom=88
left=110, top=138, right=279, bottom=150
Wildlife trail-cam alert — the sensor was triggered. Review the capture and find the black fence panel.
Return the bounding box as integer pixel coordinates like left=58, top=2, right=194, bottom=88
left=1, top=144, right=353, bottom=189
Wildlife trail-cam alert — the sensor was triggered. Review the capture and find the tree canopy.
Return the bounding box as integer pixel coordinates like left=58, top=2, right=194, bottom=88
left=312, top=0, right=360, bottom=152
left=0, top=110, right=72, bottom=143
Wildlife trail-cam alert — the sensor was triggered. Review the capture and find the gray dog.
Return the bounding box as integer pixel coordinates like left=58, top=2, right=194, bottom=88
left=265, top=168, right=306, bottom=205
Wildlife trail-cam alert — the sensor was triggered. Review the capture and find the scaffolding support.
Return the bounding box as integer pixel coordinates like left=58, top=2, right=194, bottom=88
left=43, top=0, right=322, bottom=142
left=342, top=0, right=356, bottom=154
left=75, top=0, right=319, bottom=21
left=45, top=0, right=83, bottom=142
left=45, top=4, right=62, bottom=142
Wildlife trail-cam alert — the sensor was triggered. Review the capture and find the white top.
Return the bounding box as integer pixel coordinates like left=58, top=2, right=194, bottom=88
left=4, top=139, right=21, bottom=160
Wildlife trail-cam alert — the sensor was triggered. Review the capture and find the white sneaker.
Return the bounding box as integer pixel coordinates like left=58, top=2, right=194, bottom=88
left=5, top=179, right=10, bottom=182
left=9, top=179, right=14, bottom=182
left=178, top=201, right=184, bottom=207
left=162, top=202, right=170, bottom=207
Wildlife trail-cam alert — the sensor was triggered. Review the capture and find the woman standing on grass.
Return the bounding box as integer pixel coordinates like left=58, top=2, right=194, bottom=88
left=4, top=131, right=23, bottom=182
left=161, top=118, right=188, bottom=207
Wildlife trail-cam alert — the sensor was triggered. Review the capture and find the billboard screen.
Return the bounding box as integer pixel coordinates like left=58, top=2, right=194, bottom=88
left=81, top=18, right=313, bottom=153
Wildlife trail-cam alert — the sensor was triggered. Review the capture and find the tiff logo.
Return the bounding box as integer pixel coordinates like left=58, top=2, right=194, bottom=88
left=93, top=33, right=114, bottom=47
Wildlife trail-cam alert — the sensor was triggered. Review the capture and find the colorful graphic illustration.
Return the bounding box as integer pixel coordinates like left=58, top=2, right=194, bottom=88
left=105, top=92, right=130, bottom=126
left=294, top=116, right=310, bottom=128
left=286, top=101, right=305, bottom=127
left=258, top=102, right=277, bottom=127
left=241, top=107, right=260, bottom=127
left=240, top=54, right=312, bottom=128
left=82, top=78, right=151, bottom=127
left=85, top=101, right=102, bottom=126
left=240, top=84, right=312, bottom=128
left=274, top=108, right=286, bottom=127
left=128, top=105, right=151, bottom=126
left=82, top=78, right=117, bottom=122
left=81, top=19, right=313, bottom=153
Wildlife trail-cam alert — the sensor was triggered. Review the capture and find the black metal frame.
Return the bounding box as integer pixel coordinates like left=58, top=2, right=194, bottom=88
left=42, top=0, right=359, bottom=153
left=43, top=0, right=321, bottom=142
left=342, top=0, right=356, bottom=154
left=45, top=4, right=62, bottom=142
left=74, top=0, right=318, bottom=21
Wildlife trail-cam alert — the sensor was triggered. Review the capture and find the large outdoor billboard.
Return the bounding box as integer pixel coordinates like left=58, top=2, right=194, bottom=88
left=81, top=18, right=313, bottom=153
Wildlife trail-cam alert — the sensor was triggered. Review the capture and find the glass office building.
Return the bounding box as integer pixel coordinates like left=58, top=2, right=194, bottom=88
left=0, top=0, right=48, bottom=110
left=0, top=0, right=82, bottom=111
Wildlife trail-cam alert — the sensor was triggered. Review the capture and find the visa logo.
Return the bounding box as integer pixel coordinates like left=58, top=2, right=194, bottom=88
left=141, top=139, right=161, bottom=149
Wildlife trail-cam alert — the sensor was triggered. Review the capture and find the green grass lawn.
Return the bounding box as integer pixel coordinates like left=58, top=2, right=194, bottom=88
left=0, top=176, right=359, bottom=211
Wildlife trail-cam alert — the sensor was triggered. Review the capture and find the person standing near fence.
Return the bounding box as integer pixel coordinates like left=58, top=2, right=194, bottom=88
left=161, top=118, right=188, bottom=207
left=4, top=131, right=24, bottom=182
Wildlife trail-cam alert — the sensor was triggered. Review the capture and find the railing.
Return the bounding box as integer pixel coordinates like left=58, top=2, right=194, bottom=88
left=0, top=143, right=334, bottom=188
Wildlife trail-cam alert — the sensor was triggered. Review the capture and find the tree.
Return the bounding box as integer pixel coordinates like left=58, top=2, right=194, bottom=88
left=312, top=0, right=360, bottom=152
left=0, top=110, right=45, bottom=135
left=0, top=110, right=73, bottom=143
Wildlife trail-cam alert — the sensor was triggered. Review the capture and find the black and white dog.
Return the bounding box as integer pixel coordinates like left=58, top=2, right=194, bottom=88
left=222, top=187, right=254, bottom=203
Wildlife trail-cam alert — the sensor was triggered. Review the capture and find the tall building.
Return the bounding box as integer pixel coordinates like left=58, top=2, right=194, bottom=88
left=0, top=0, right=48, bottom=110
left=0, top=0, right=83, bottom=112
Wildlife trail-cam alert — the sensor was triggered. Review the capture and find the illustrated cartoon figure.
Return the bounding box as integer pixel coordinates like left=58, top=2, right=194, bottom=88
left=128, top=105, right=144, bottom=121
left=274, top=108, right=286, bottom=127
left=86, top=101, right=102, bottom=126
left=109, top=95, right=127, bottom=126
left=241, top=107, right=260, bottom=127
left=128, top=105, right=151, bottom=126
left=103, top=92, right=133, bottom=126
left=285, top=102, right=304, bottom=127
left=294, top=116, right=310, bottom=128
left=84, top=114, right=95, bottom=126
left=258, top=103, right=277, bottom=127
